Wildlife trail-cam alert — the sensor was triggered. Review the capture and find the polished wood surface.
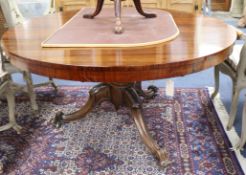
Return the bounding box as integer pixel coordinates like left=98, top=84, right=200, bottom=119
left=211, top=0, right=231, bottom=11
left=1, top=9, right=237, bottom=82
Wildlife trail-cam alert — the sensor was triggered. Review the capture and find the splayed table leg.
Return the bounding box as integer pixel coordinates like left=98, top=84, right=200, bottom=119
left=53, top=83, right=111, bottom=127
left=83, top=0, right=104, bottom=18
left=53, top=82, right=170, bottom=167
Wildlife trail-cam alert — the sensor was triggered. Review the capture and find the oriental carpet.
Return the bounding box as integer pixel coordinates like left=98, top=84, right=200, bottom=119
left=0, top=86, right=245, bottom=174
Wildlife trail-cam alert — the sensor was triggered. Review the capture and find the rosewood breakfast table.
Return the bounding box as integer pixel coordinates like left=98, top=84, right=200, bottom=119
left=1, top=9, right=237, bottom=167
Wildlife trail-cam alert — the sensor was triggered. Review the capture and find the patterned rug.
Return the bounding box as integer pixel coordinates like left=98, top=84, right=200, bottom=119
left=0, top=86, right=245, bottom=175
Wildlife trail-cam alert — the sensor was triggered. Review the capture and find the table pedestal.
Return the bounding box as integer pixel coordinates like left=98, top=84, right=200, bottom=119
left=53, top=82, right=171, bottom=167
left=83, top=0, right=156, bottom=19
left=83, top=0, right=156, bottom=34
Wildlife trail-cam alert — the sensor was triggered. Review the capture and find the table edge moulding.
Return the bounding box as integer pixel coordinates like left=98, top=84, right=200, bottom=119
left=0, top=9, right=236, bottom=83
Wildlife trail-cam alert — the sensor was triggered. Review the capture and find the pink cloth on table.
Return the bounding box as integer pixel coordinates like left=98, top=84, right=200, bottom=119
left=42, top=8, right=179, bottom=48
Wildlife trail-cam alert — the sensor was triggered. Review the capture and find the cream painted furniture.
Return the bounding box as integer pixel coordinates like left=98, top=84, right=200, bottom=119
left=0, top=0, right=57, bottom=111
left=230, top=0, right=246, bottom=27
left=165, top=0, right=202, bottom=13
left=0, top=71, right=22, bottom=133
left=212, top=32, right=246, bottom=148
left=230, top=0, right=246, bottom=17
left=0, top=65, right=22, bottom=174
left=238, top=97, right=246, bottom=149
left=56, top=0, right=202, bottom=13
left=0, top=0, right=37, bottom=111
left=45, top=0, right=57, bottom=14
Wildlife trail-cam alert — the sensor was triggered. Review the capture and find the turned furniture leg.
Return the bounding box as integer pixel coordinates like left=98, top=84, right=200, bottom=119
left=114, top=0, right=123, bottom=34
left=84, top=0, right=156, bottom=19
left=0, top=81, right=22, bottom=134
left=5, top=89, right=22, bottom=133
left=211, top=66, right=219, bottom=99
left=53, top=83, right=110, bottom=127
left=83, top=0, right=156, bottom=33
left=132, top=0, right=156, bottom=18
left=236, top=98, right=246, bottom=150
left=227, top=85, right=241, bottom=130
left=23, top=71, right=38, bottom=111
left=83, top=0, right=104, bottom=19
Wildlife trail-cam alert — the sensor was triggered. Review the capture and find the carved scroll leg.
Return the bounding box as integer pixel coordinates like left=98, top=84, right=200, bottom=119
left=125, top=88, right=171, bottom=167
left=132, top=108, right=171, bottom=167
left=134, top=82, right=158, bottom=99
left=83, top=0, right=104, bottom=19
left=53, top=83, right=110, bottom=128
left=132, top=0, right=156, bottom=18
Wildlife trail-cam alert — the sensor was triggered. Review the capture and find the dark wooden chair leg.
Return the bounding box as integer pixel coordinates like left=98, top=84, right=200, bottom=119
left=132, top=0, right=156, bottom=18
left=83, top=0, right=105, bottom=19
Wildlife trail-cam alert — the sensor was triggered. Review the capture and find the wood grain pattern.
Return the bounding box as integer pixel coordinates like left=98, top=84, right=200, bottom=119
left=211, top=0, right=231, bottom=11
left=1, top=9, right=237, bottom=82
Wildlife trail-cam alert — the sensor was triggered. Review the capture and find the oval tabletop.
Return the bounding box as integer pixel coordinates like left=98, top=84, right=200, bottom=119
left=1, top=8, right=237, bottom=83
